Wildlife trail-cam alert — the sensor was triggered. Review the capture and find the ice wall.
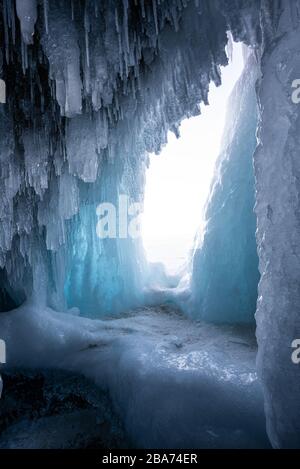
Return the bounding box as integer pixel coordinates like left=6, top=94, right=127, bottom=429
left=255, top=2, right=300, bottom=448
left=63, top=151, right=147, bottom=317
left=189, top=51, right=260, bottom=323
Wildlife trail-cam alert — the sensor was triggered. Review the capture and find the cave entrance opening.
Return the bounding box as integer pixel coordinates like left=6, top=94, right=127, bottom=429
left=142, top=42, right=245, bottom=276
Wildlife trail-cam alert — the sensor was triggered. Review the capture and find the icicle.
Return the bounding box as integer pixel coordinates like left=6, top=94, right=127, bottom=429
left=71, top=0, right=75, bottom=21
left=3, top=0, right=10, bottom=63
left=171, top=5, right=179, bottom=32
left=123, top=0, right=130, bottom=55
left=16, top=0, right=37, bottom=44
left=131, top=77, right=136, bottom=100
left=117, top=24, right=124, bottom=78
left=84, top=6, right=90, bottom=69
left=21, top=40, right=28, bottom=73
left=43, top=0, right=49, bottom=35
left=115, top=7, right=120, bottom=33
left=141, top=0, right=146, bottom=19
left=152, top=0, right=159, bottom=36
left=11, top=1, right=16, bottom=45
left=226, top=32, right=234, bottom=62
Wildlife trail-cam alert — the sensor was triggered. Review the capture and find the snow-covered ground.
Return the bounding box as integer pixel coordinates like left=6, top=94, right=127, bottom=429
left=0, top=304, right=270, bottom=448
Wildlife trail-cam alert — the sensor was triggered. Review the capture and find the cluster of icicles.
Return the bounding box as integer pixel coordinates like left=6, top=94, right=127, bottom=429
left=0, top=0, right=273, bottom=302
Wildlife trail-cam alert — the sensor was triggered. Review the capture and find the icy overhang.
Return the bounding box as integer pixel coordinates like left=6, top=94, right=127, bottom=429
left=0, top=0, right=281, bottom=308
left=0, top=0, right=266, bottom=298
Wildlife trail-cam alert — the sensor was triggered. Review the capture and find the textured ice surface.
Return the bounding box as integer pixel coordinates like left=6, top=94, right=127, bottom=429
left=1, top=0, right=300, bottom=448
left=0, top=304, right=269, bottom=448
left=255, top=4, right=300, bottom=449
left=188, top=51, right=260, bottom=323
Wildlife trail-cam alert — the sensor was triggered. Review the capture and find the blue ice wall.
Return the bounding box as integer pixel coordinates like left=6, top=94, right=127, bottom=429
left=63, top=154, right=147, bottom=318
left=190, top=52, right=260, bottom=323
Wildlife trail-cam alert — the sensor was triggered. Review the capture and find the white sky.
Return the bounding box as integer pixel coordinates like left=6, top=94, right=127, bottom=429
left=142, top=42, right=245, bottom=273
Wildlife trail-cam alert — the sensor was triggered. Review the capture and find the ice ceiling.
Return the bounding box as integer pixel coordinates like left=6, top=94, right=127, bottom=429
left=1, top=0, right=300, bottom=448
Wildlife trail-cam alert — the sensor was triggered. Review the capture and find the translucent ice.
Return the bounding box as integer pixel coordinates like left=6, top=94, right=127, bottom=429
left=189, top=51, right=260, bottom=323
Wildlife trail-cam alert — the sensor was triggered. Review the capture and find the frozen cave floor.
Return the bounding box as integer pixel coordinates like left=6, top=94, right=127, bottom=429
left=0, top=305, right=270, bottom=449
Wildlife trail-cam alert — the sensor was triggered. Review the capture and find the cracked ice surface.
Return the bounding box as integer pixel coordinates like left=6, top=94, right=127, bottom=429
left=0, top=303, right=269, bottom=448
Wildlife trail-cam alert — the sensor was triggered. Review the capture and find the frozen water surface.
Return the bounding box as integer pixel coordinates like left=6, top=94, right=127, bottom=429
left=0, top=304, right=269, bottom=448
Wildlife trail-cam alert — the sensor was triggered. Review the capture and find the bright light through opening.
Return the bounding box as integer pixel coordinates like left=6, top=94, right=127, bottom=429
left=142, top=42, right=245, bottom=274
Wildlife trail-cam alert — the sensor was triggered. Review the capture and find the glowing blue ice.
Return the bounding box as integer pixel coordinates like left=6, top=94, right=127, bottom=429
left=189, top=51, right=260, bottom=323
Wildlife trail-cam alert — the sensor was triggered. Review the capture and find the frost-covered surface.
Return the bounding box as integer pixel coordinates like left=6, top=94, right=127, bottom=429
left=0, top=303, right=270, bottom=448
left=188, top=51, right=260, bottom=323
left=255, top=3, right=300, bottom=449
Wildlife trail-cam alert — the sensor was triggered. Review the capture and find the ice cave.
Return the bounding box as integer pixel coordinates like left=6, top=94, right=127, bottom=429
left=0, top=0, right=300, bottom=451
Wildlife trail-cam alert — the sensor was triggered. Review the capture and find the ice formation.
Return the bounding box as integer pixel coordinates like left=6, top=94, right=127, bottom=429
left=0, top=0, right=300, bottom=448
left=0, top=0, right=259, bottom=314
left=255, top=5, right=300, bottom=448
left=189, top=50, right=260, bottom=323
left=0, top=304, right=270, bottom=448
